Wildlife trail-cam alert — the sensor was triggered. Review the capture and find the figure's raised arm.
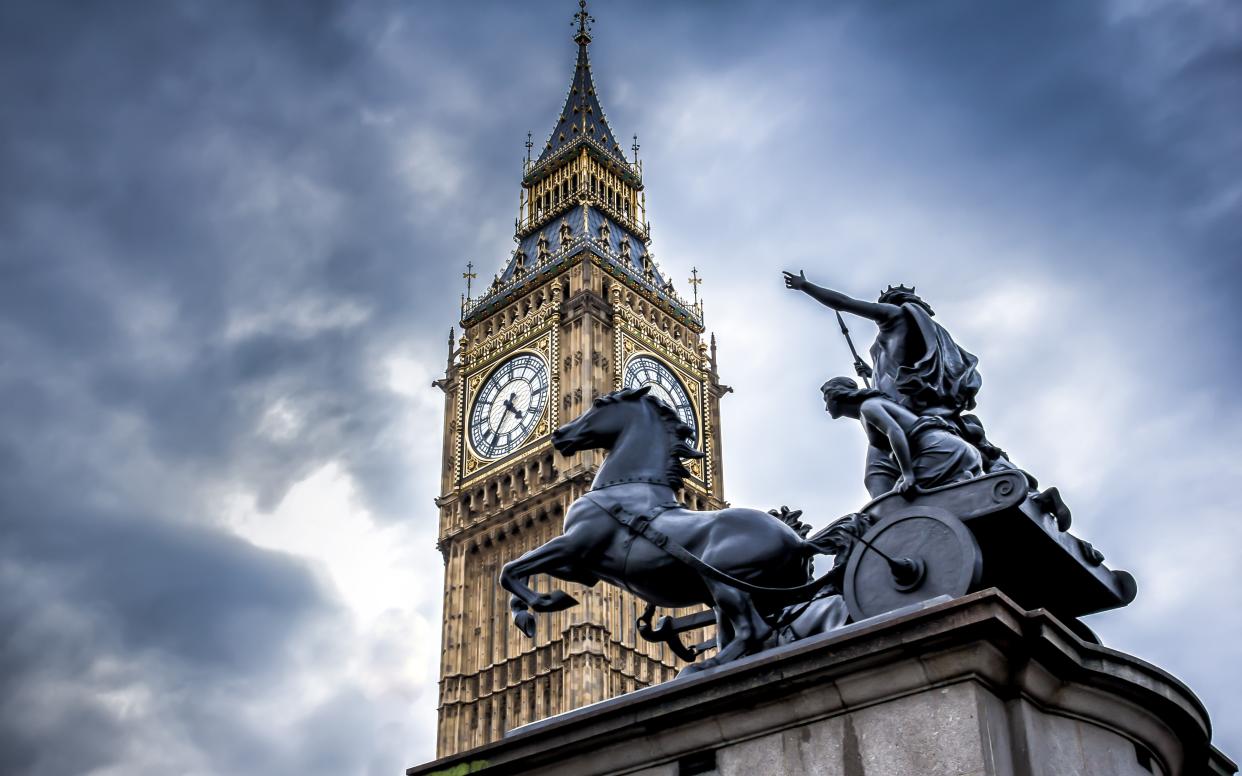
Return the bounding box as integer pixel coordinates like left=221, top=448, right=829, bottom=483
left=782, top=271, right=901, bottom=323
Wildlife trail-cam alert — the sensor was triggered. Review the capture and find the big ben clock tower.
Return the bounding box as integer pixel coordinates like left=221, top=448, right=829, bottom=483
left=432, top=2, right=730, bottom=756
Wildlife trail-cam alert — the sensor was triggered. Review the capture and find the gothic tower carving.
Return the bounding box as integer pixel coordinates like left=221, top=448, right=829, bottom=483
left=433, top=3, right=729, bottom=756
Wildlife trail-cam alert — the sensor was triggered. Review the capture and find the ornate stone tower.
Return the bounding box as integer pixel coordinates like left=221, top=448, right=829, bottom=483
left=432, top=2, right=729, bottom=758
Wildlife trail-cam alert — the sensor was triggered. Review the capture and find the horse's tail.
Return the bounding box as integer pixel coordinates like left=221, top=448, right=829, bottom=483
left=803, top=512, right=876, bottom=557
left=767, top=505, right=873, bottom=558
left=803, top=533, right=839, bottom=557
left=794, top=513, right=878, bottom=596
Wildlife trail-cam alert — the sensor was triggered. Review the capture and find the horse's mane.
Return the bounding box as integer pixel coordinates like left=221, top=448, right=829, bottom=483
left=601, top=386, right=705, bottom=489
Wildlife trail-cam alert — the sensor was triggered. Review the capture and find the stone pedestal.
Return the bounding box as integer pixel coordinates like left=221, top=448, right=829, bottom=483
left=408, top=590, right=1235, bottom=776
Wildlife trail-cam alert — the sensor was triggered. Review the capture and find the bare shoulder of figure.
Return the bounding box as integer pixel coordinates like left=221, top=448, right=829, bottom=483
left=858, top=395, right=890, bottom=420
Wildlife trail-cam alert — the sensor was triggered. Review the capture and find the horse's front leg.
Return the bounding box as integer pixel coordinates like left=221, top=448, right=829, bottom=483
left=499, top=534, right=585, bottom=638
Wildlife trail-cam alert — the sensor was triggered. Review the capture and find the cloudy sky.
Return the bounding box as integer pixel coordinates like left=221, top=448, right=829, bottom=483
left=1, top=0, right=1239, bottom=773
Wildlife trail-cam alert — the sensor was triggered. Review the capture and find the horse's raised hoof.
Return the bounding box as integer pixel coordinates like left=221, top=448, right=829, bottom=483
left=514, top=610, right=537, bottom=638
left=532, top=590, right=579, bottom=612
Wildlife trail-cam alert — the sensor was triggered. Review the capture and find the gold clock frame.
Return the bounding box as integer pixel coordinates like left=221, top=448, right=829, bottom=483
left=465, top=349, right=553, bottom=462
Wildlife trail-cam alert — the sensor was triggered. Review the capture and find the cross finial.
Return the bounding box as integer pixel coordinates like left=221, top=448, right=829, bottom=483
left=463, top=261, right=478, bottom=299
left=525, top=131, right=533, bottom=164
left=631, top=133, right=640, bottom=164
left=688, top=267, right=703, bottom=306
left=573, top=0, right=593, bottom=45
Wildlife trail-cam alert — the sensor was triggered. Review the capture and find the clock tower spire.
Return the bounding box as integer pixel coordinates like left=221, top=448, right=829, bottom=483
left=433, top=3, right=730, bottom=757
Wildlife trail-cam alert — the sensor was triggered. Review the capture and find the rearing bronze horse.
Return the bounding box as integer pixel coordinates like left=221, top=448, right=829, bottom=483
left=499, top=386, right=838, bottom=674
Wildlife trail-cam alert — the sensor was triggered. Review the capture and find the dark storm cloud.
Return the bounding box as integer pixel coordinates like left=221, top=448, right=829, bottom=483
left=1, top=0, right=1239, bottom=772
left=4, top=499, right=324, bottom=671
left=0, top=0, right=450, bottom=772
left=0, top=482, right=335, bottom=773
left=0, top=0, right=459, bottom=517
left=840, top=0, right=1242, bottom=263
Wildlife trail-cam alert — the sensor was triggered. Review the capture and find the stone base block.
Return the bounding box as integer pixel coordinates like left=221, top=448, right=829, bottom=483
left=408, top=590, right=1235, bottom=776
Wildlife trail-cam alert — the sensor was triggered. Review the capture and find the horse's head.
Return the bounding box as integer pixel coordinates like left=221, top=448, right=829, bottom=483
left=553, top=384, right=705, bottom=491
left=552, top=385, right=652, bottom=455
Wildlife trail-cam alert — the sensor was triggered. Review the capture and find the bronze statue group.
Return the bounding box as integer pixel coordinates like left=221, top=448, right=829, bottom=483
left=499, top=272, right=1127, bottom=676
left=789, top=273, right=1012, bottom=496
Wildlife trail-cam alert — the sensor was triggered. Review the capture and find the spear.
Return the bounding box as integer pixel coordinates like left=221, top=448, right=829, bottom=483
left=835, top=310, right=872, bottom=388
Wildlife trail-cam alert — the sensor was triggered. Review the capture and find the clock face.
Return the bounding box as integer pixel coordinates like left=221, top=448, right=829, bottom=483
left=623, top=355, right=697, bottom=440
left=469, top=353, right=550, bottom=459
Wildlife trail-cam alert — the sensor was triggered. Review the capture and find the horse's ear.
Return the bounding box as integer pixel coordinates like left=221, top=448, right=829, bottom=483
left=630, top=384, right=652, bottom=398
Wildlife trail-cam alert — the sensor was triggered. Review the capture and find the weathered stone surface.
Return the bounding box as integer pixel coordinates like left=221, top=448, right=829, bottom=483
left=849, top=684, right=986, bottom=775
left=407, top=590, right=1235, bottom=776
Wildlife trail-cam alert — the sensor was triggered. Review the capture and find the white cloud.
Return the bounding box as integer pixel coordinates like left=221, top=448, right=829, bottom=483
left=399, top=127, right=469, bottom=202
left=220, top=459, right=441, bottom=765
left=224, top=294, right=374, bottom=342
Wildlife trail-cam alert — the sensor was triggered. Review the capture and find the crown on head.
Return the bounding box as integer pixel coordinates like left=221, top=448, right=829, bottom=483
left=878, top=284, right=935, bottom=315
left=881, top=283, right=915, bottom=296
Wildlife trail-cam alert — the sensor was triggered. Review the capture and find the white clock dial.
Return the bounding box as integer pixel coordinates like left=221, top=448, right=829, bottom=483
left=623, top=355, right=697, bottom=439
left=470, top=353, right=550, bottom=459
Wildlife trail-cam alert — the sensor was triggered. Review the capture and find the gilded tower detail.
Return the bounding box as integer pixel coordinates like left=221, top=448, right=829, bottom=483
left=433, top=4, right=729, bottom=756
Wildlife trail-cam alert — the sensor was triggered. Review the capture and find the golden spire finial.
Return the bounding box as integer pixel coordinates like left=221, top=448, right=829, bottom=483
left=573, top=0, right=593, bottom=46
left=688, top=267, right=703, bottom=307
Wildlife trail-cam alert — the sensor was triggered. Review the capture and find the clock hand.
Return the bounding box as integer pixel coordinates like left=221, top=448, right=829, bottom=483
left=503, top=392, right=524, bottom=420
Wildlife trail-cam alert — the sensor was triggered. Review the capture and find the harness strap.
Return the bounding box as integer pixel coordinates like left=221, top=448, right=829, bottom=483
left=581, top=493, right=840, bottom=603
left=591, top=477, right=676, bottom=490
left=615, top=499, right=679, bottom=594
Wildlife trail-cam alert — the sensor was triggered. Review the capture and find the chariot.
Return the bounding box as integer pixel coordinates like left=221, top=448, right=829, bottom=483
left=640, top=469, right=1138, bottom=662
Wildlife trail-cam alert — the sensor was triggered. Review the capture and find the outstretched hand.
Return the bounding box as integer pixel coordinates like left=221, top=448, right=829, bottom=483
left=782, top=270, right=808, bottom=291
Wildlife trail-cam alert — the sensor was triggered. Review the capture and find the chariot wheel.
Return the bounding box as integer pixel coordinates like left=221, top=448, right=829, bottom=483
left=843, top=506, right=982, bottom=621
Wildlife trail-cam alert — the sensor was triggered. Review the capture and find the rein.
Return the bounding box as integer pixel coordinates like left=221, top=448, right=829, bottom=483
left=580, top=493, right=840, bottom=604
